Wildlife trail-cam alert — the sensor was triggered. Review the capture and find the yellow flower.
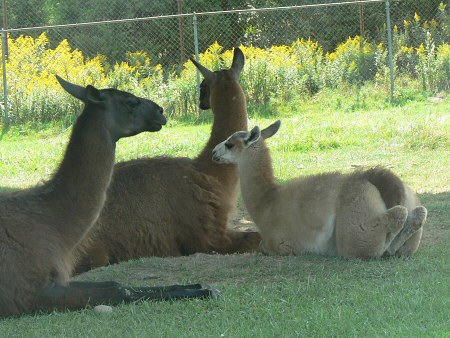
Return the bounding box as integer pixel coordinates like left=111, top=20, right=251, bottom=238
left=414, top=12, right=420, bottom=22
left=416, top=43, right=426, bottom=58
left=437, top=43, right=450, bottom=58
left=401, top=46, right=414, bottom=54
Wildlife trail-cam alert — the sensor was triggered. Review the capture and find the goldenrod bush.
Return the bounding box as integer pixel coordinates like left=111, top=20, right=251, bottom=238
left=393, top=4, right=450, bottom=92
left=0, top=10, right=448, bottom=127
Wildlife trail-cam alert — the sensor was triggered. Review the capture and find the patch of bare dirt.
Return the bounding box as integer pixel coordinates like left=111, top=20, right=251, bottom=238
left=228, top=203, right=258, bottom=232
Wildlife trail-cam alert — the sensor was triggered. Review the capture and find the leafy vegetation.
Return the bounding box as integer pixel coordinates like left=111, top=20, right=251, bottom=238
left=5, top=0, right=445, bottom=65
left=1, top=5, right=449, bottom=126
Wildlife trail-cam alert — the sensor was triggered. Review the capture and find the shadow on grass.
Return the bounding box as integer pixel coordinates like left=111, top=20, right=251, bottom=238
left=419, top=191, right=450, bottom=246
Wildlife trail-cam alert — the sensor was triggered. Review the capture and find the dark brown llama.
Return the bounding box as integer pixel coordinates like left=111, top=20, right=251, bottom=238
left=0, top=76, right=216, bottom=318
left=75, top=47, right=261, bottom=273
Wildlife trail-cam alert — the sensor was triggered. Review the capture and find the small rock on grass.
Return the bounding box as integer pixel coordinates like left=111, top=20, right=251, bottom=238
left=94, top=305, right=113, bottom=314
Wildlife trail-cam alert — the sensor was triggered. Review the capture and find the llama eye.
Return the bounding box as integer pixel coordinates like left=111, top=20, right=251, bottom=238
left=225, top=142, right=234, bottom=149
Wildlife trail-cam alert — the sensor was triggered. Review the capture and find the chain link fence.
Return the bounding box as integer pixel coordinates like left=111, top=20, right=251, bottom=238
left=0, top=0, right=448, bottom=125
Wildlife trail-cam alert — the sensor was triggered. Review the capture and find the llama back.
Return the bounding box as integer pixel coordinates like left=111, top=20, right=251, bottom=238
left=279, top=172, right=346, bottom=211
left=115, top=156, right=232, bottom=255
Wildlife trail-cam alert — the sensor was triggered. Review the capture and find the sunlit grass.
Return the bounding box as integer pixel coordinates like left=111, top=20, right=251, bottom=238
left=0, top=90, right=448, bottom=191
left=0, top=89, right=448, bottom=336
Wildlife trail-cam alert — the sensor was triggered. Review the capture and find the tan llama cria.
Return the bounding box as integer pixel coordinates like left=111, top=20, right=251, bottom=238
left=212, top=120, right=426, bottom=258
left=74, top=47, right=261, bottom=273
left=0, top=76, right=217, bottom=318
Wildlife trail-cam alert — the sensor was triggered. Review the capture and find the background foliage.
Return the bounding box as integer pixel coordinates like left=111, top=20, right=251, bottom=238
left=0, top=1, right=446, bottom=72
left=0, top=4, right=448, bottom=126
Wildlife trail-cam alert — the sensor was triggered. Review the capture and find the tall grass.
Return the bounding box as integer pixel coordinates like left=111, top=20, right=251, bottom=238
left=0, top=84, right=448, bottom=191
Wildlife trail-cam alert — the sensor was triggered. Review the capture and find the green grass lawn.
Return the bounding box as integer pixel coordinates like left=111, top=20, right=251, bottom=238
left=0, top=90, right=449, bottom=337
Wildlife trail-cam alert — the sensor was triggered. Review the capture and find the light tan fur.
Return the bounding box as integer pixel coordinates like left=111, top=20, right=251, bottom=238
left=212, top=120, right=426, bottom=258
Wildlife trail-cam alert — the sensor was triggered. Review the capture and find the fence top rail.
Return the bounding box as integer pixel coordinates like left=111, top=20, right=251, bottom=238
left=5, top=0, right=390, bottom=33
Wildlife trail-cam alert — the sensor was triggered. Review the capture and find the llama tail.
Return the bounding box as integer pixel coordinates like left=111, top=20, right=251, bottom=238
left=358, top=166, right=406, bottom=208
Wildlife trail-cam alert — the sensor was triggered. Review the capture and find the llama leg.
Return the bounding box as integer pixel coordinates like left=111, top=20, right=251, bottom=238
left=73, top=243, right=111, bottom=275
left=37, top=281, right=220, bottom=313
left=381, top=206, right=409, bottom=252
left=338, top=205, right=407, bottom=258
left=395, top=227, right=423, bottom=256
left=214, top=229, right=261, bottom=254
left=385, top=206, right=427, bottom=256
left=123, top=283, right=220, bottom=302
left=363, top=205, right=407, bottom=257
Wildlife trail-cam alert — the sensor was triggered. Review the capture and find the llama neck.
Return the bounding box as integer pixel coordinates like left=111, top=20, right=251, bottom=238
left=47, top=106, right=115, bottom=247
left=195, top=81, right=247, bottom=192
left=239, top=141, right=278, bottom=224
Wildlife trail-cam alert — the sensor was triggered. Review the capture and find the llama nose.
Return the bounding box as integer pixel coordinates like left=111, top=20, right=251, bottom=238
left=158, top=107, right=167, bottom=125
left=212, top=149, right=219, bottom=162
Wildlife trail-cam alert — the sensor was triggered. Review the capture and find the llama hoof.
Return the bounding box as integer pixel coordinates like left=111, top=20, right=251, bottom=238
left=277, top=240, right=295, bottom=255
left=410, top=206, right=427, bottom=231
left=389, top=205, right=409, bottom=228
left=385, top=205, right=427, bottom=256
left=259, top=241, right=273, bottom=255
left=202, top=284, right=221, bottom=300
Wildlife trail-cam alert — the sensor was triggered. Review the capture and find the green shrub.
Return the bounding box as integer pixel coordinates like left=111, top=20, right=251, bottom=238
left=0, top=20, right=448, bottom=127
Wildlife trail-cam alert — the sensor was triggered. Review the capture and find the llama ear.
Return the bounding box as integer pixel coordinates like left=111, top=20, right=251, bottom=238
left=56, top=75, right=87, bottom=102
left=85, top=85, right=104, bottom=104
left=245, top=125, right=261, bottom=146
left=261, top=120, right=281, bottom=140
left=190, top=57, right=217, bottom=86
left=231, top=47, right=245, bottom=78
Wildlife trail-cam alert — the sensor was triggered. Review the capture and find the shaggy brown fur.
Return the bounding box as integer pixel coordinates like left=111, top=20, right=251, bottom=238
left=0, top=76, right=216, bottom=318
left=75, top=48, right=261, bottom=273
left=212, top=120, right=427, bottom=258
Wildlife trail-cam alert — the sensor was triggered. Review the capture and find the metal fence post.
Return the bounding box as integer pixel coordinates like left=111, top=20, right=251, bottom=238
left=193, top=12, right=202, bottom=114
left=385, top=0, right=395, bottom=101
left=1, top=29, right=9, bottom=128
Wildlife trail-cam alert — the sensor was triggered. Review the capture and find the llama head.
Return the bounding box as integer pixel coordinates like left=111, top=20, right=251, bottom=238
left=212, top=120, right=281, bottom=164
left=190, top=47, right=245, bottom=110
left=55, top=75, right=167, bottom=141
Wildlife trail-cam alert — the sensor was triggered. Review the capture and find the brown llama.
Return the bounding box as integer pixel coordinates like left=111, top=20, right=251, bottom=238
left=0, top=76, right=217, bottom=318
left=75, top=47, right=261, bottom=273
left=212, top=120, right=426, bottom=258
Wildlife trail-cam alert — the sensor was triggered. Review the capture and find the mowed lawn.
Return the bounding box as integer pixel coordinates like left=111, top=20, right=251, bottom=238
left=0, top=92, right=449, bottom=337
